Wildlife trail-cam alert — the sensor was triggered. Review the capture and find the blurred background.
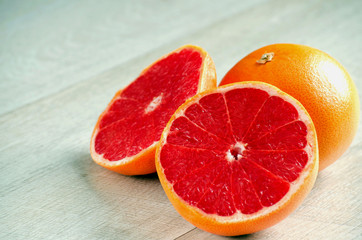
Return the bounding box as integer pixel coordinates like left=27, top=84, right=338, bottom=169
left=1, top=0, right=361, bottom=239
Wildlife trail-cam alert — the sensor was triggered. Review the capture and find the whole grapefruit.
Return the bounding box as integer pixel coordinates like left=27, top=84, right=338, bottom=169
left=220, top=43, right=360, bottom=171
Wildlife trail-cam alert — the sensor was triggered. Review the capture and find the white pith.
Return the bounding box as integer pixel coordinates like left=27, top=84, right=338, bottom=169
left=158, top=83, right=317, bottom=223
left=226, top=142, right=245, bottom=162
left=145, top=94, right=163, bottom=114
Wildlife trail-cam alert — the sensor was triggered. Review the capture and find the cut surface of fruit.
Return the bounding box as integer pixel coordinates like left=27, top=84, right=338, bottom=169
left=156, top=82, right=318, bottom=236
left=220, top=43, right=360, bottom=171
left=90, top=45, right=216, bottom=175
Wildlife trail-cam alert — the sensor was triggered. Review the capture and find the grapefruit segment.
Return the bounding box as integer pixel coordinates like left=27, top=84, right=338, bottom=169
left=166, top=116, right=230, bottom=151
left=231, top=161, right=263, bottom=214
left=174, top=161, right=224, bottom=206
left=224, top=88, right=269, bottom=142
left=156, top=82, right=318, bottom=236
left=196, top=164, right=236, bottom=216
left=90, top=45, right=216, bottom=175
left=240, top=158, right=290, bottom=207
left=243, top=150, right=308, bottom=182
left=184, top=93, right=235, bottom=143
left=160, top=144, right=224, bottom=184
left=246, top=121, right=308, bottom=150
left=242, top=96, right=299, bottom=142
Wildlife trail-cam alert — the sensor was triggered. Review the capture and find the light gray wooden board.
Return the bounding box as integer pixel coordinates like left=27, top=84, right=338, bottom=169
left=0, top=0, right=267, bottom=116
left=0, top=0, right=361, bottom=239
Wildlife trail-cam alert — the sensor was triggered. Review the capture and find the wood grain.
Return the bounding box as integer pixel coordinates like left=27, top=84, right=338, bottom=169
left=0, top=0, right=267, bottom=116
left=1, top=0, right=361, bottom=239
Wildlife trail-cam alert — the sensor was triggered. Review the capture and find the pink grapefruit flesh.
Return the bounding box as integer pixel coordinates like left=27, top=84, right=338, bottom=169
left=91, top=45, right=216, bottom=175
left=156, top=82, right=318, bottom=235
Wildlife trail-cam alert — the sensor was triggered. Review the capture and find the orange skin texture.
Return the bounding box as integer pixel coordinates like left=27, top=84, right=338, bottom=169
left=90, top=45, right=217, bottom=175
left=156, top=82, right=319, bottom=236
left=220, top=44, right=360, bottom=171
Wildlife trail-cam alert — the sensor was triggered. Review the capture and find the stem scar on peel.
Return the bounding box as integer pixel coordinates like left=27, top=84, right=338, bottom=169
left=256, top=52, right=274, bottom=64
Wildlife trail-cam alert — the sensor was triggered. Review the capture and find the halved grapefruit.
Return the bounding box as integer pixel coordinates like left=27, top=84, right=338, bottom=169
left=156, top=82, right=318, bottom=236
left=90, top=45, right=216, bottom=175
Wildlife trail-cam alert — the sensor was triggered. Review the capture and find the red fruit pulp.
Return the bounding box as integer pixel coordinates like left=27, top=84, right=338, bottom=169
left=94, top=48, right=202, bottom=161
left=160, top=87, right=309, bottom=216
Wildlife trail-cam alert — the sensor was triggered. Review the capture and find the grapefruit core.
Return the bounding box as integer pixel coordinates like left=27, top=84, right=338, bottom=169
left=156, top=82, right=318, bottom=236
left=90, top=45, right=216, bottom=175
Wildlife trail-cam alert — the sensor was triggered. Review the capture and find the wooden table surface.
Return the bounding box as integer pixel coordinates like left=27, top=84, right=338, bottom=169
left=1, top=0, right=361, bottom=239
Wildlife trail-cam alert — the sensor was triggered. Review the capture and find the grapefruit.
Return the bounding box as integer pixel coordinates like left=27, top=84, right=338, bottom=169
left=156, top=82, right=318, bottom=236
left=220, top=43, right=360, bottom=170
left=90, top=45, right=216, bottom=175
